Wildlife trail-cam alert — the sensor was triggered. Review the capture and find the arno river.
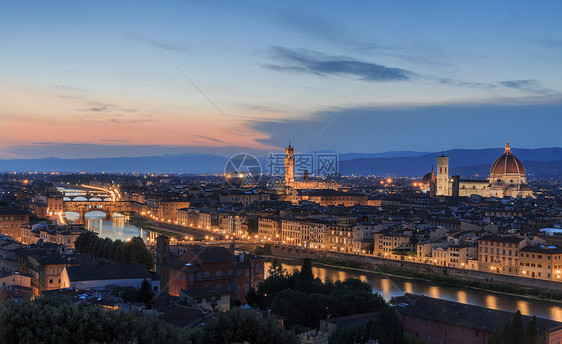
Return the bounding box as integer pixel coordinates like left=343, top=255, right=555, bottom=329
left=60, top=185, right=562, bottom=322
left=264, top=261, right=562, bottom=322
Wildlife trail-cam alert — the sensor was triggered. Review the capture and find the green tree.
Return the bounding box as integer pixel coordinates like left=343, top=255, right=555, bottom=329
left=191, top=307, right=298, bottom=344
left=126, top=237, right=154, bottom=270
left=247, top=217, right=259, bottom=235
left=512, top=310, right=526, bottom=344
left=525, top=316, right=540, bottom=344
left=268, top=260, right=287, bottom=279
left=294, top=258, right=314, bottom=293
left=138, top=279, right=155, bottom=308
left=270, top=289, right=308, bottom=326
left=0, top=297, right=188, bottom=344
left=101, top=238, right=113, bottom=259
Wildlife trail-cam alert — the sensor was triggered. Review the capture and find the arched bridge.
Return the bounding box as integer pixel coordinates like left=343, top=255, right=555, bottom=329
left=64, top=201, right=139, bottom=222
left=64, top=195, right=113, bottom=202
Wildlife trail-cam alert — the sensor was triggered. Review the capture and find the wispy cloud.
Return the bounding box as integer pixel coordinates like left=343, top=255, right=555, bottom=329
left=435, top=77, right=497, bottom=90
left=498, top=79, right=555, bottom=95
left=265, top=47, right=414, bottom=82
left=99, top=139, right=130, bottom=143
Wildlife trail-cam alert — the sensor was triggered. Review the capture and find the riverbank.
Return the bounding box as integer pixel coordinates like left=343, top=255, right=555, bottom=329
left=127, top=216, right=201, bottom=240
left=262, top=253, right=562, bottom=305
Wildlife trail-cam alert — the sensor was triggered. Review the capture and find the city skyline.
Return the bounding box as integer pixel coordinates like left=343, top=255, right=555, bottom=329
left=1, top=1, right=562, bottom=159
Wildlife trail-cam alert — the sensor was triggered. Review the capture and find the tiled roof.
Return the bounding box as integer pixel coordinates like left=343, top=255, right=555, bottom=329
left=396, top=294, right=561, bottom=336
left=66, top=263, right=151, bottom=282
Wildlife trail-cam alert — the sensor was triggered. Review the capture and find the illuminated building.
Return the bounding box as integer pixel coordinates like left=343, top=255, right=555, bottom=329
left=435, top=141, right=534, bottom=198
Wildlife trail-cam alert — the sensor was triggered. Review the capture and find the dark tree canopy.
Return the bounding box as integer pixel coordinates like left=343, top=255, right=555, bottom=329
left=187, top=307, right=298, bottom=344
left=74, top=232, right=154, bottom=270
left=489, top=310, right=541, bottom=344
left=248, top=259, right=387, bottom=329
left=0, top=297, right=188, bottom=344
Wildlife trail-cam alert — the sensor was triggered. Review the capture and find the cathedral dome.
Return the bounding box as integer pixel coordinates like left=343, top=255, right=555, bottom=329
left=489, top=141, right=526, bottom=181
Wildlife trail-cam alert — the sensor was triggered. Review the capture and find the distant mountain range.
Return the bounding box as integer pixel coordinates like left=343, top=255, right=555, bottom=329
left=339, top=148, right=562, bottom=177
left=1, top=147, right=561, bottom=177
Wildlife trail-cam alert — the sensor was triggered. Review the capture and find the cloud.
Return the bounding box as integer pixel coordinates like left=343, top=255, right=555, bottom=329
left=498, top=80, right=555, bottom=95
left=435, top=77, right=497, bottom=90
left=109, top=114, right=154, bottom=124
left=193, top=135, right=228, bottom=145
left=99, top=139, right=130, bottom=143
left=265, top=47, right=414, bottom=82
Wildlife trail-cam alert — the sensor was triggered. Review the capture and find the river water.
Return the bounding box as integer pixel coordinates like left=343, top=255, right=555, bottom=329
left=64, top=212, right=149, bottom=242
left=265, top=260, right=562, bottom=322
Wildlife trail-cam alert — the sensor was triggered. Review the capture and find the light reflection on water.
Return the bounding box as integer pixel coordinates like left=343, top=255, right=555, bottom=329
left=266, top=261, right=562, bottom=322
left=64, top=212, right=148, bottom=242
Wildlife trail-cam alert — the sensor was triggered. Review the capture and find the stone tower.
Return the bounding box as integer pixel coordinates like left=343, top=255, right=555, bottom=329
left=436, top=155, right=449, bottom=196
left=284, top=143, right=295, bottom=184
left=155, top=235, right=170, bottom=295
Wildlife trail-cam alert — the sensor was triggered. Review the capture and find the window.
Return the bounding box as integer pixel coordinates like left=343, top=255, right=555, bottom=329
left=203, top=272, right=210, bottom=278
left=189, top=273, right=194, bottom=281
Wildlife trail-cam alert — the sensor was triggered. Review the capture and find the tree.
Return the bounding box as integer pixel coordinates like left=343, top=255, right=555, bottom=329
left=268, top=260, right=287, bottom=279
left=525, top=316, right=540, bottom=344
left=0, top=297, right=189, bottom=344
left=294, top=258, right=314, bottom=293
left=270, top=289, right=308, bottom=326
left=247, top=217, right=259, bottom=235
left=138, top=279, right=155, bottom=308
left=126, top=237, right=155, bottom=270
left=102, top=238, right=113, bottom=259
left=512, top=310, right=526, bottom=344
left=191, top=307, right=298, bottom=344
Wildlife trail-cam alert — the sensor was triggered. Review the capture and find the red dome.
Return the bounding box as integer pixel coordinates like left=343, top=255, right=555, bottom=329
left=490, top=141, right=526, bottom=177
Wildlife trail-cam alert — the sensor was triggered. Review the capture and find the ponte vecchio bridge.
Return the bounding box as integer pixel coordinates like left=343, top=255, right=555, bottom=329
left=59, top=184, right=139, bottom=223
left=63, top=201, right=140, bottom=223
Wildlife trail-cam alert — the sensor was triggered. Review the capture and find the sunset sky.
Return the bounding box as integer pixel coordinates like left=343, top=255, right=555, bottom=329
left=1, top=1, right=561, bottom=159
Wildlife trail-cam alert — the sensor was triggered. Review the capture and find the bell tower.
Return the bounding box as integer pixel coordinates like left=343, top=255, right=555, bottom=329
left=284, top=143, right=295, bottom=184
left=436, top=154, right=450, bottom=196
left=156, top=235, right=170, bottom=295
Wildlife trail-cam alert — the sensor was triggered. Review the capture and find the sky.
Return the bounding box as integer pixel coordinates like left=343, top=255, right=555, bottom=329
left=1, top=1, right=561, bottom=159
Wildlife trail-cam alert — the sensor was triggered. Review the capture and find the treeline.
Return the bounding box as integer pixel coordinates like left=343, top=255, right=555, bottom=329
left=489, top=310, right=540, bottom=344
left=0, top=297, right=187, bottom=344
left=185, top=307, right=298, bottom=344
left=0, top=297, right=298, bottom=344
left=74, top=231, right=154, bottom=270
left=246, top=259, right=408, bottom=343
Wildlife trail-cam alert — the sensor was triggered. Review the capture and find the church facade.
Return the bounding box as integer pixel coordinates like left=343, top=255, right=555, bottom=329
left=434, top=141, right=533, bottom=198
